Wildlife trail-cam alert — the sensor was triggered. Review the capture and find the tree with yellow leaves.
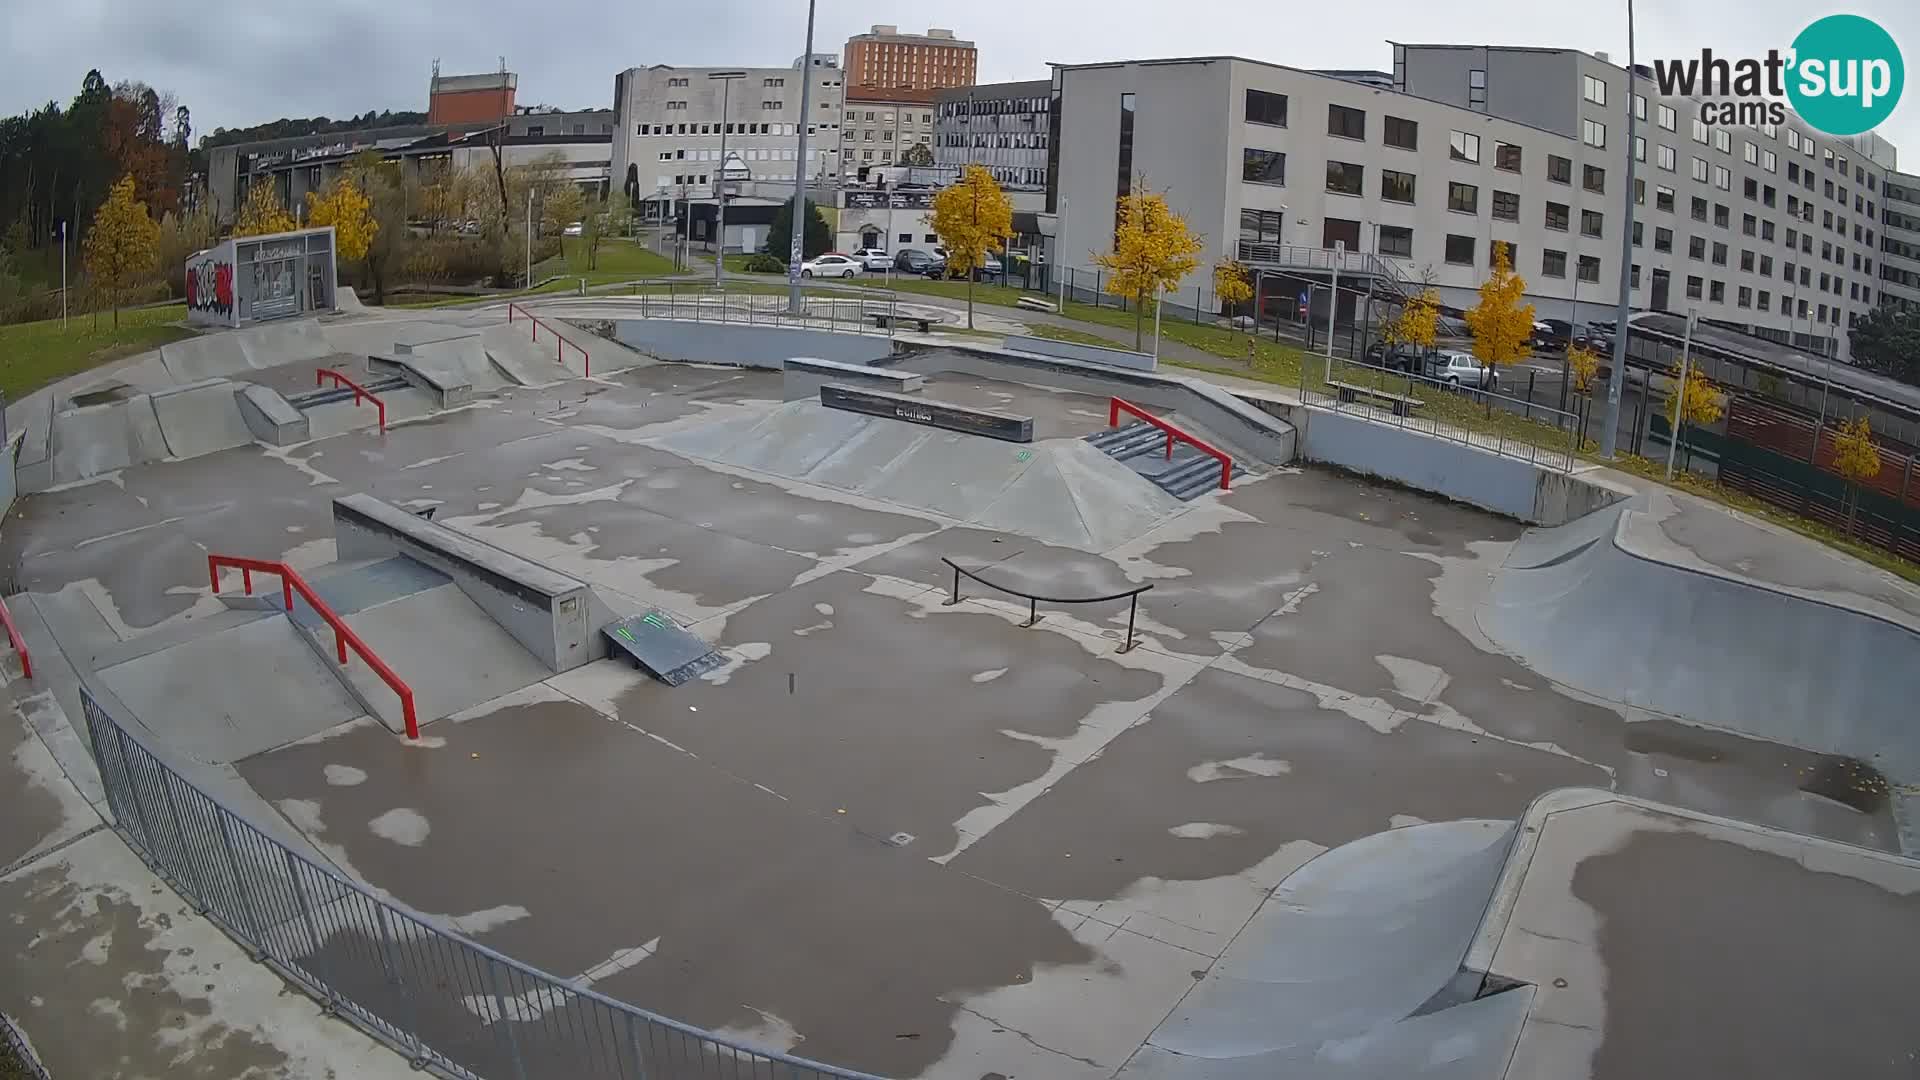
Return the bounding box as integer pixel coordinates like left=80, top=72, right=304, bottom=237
left=1095, top=184, right=1205, bottom=350
left=929, top=164, right=1015, bottom=329
left=83, top=175, right=161, bottom=329
left=1464, top=241, right=1535, bottom=376
left=1213, top=259, right=1253, bottom=322
left=1565, top=342, right=1601, bottom=395
left=235, top=181, right=297, bottom=237
left=1831, top=414, right=1883, bottom=536
left=1385, top=288, right=1441, bottom=358
left=305, top=173, right=377, bottom=263
left=1664, top=362, right=1724, bottom=470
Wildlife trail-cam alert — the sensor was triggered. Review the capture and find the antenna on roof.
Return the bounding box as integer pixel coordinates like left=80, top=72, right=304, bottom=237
left=499, top=56, right=507, bottom=74
left=432, top=58, right=440, bottom=79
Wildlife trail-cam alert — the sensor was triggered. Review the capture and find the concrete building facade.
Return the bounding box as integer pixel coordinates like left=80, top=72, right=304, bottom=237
left=843, top=25, right=976, bottom=92
left=1881, top=171, right=1920, bottom=312
left=1049, top=48, right=1901, bottom=362
left=935, top=79, right=1051, bottom=191
left=611, top=62, right=846, bottom=225
left=428, top=71, right=517, bottom=124
left=841, top=88, right=938, bottom=176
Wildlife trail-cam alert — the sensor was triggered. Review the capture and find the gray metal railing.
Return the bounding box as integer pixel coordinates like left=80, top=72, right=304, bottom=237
left=1, top=1010, right=51, bottom=1080
left=1234, top=242, right=1416, bottom=297
left=612, top=284, right=897, bottom=337
left=78, top=688, right=887, bottom=1080
left=1300, top=355, right=1582, bottom=472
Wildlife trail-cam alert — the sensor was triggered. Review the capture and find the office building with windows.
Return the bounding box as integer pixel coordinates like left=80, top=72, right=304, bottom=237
left=841, top=87, right=939, bottom=176
left=1880, top=171, right=1920, bottom=312
left=934, top=79, right=1052, bottom=191
left=1048, top=45, right=1901, bottom=362
left=843, top=26, right=976, bottom=92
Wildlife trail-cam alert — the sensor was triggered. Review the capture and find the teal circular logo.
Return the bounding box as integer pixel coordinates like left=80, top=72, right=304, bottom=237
left=1786, top=15, right=1904, bottom=136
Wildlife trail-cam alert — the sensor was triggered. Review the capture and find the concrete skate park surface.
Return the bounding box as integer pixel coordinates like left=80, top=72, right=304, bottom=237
left=3, top=316, right=1918, bottom=1078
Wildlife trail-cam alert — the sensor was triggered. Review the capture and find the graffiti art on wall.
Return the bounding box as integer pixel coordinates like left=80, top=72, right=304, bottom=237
left=186, top=258, right=234, bottom=318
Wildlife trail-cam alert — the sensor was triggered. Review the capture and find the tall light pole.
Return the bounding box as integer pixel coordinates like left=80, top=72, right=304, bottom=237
left=1665, top=307, right=1697, bottom=480
left=788, top=0, right=818, bottom=314
left=525, top=188, right=534, bottom=288
left=1600, top=0, right=1641, bottom=458
left=710, top=71, right=747, bottom=289
left=60, top=220, right=68, bottom=329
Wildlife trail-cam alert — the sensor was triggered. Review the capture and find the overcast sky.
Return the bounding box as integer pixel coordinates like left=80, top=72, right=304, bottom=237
left=2, top=0, right=1916, bottom=159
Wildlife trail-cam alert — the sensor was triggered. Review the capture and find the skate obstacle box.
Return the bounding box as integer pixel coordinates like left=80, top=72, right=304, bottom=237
left=602, top=609, right=726, bottom=686
left=819, top=384, right=1033, bottom=442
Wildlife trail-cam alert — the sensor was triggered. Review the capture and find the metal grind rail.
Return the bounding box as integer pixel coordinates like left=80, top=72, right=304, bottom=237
left=1108, top=397, right=1235, bottom=491
left=315, top=369, right=388, bottom=432
left=941, top=557, right=1153, bottom=653
left=507, top=301, right=592, bottom=376
left=0, top=595, right=31, bottom=679
left=206, top=554, right=420, bottom=739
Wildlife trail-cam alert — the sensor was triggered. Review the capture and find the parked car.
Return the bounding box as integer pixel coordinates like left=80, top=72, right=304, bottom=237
left=799, top=253, right=862, bottom=278
left=940, top=252, right=1003, bottom=281
left=1365, top=341, right=1426, bottom=372
left=1426, top=349, right=1500, bottom=390
left=851, top=248, right=893, bottom=271
left=893, top=249, right=939, bottom=275
left=562, top=221, right=584, bottom=237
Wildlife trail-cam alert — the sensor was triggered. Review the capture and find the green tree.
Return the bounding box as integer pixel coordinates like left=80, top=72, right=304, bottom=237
left=153, top=205, right=216, bottom=298
left=352, top=157, right=413, bottom=303
left=82, top=175, right=160, bottom=328
left=764, top=197, right=831, bottom=263
left=580, top=195, right=633, bottom=271
left=929, top=164, right=1016, bottom=329
left=1847, top=304, right=1920, bottom=385
left=901, top=141, right=935, bottom=167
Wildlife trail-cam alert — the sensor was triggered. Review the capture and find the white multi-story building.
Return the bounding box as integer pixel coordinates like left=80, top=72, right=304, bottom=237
left=610, top=59, right=845, bottom=225
left=934, top=79, right=1051, bottom=191
left=1048, top=45, right=1901, bottom=362
left=841, top=88, right=938, bottom=176
left=1880, top=171, right=1920, bottom=311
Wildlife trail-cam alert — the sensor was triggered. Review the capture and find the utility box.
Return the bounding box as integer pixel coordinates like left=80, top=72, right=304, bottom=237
left=185, top=226, right=338, bottom=328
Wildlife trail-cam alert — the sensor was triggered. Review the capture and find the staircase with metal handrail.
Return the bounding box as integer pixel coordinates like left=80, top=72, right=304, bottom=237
left=1236, top=241, right=1417, bottom=305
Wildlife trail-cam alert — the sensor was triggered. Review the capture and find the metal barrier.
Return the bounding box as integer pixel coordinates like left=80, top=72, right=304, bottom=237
left=77, top=687, right=886, bottom=1080
left=941, top=557, right=1153, bottom=653
left=613, top=285, right=898, bottom=337
left=1, top=1009, right=51, bottom=1080
left=0, top=595, right=31, bottom=679
left=507, top=302, right=592, bottom=377
left=1299, top=356, right=1581, bottom=472
left=1108, top=397, right=1234, bottom=491
left=316, top=369, right=388, bottom=432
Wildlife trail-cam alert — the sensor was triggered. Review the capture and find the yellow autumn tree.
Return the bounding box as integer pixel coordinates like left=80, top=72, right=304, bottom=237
left=83, top=175, right=161, bottom=329
left=929, top=164, right=1015, bottom=329
left=1095, top=184, right=1205, bottom=350
left=1566, top=342, right=1601, bottom=394
left=1464, top=241, right=1535, bottom=376
left=235, top=181, right=297, bottom=237
left=1831, top=415, right=1883, bottom=536
left=1665, top=362, right=1724, bottom=469
left=1213, top=258, right=1253, bottom=321
left=305, top=173, right=377, bottom=263
left=1385, top=288, right=1441, bottom=356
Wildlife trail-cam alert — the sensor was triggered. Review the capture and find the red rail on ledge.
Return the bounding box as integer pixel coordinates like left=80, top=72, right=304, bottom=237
left=0, top=596, right=31, bottom=679
left=507, top=302, right=591, bottom=377
left=208, top=555, right=419, bottom=739
left=1108, top=396, right=1234, bottom=492
left=316, top=369, right=388, bottom=432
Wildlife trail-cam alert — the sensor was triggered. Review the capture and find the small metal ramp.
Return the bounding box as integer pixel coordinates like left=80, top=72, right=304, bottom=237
left=602, top=611, right=725, bottom=687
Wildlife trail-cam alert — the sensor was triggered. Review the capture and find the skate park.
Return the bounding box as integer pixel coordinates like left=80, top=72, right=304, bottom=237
left=3, top=293, right=1919, bottom=1080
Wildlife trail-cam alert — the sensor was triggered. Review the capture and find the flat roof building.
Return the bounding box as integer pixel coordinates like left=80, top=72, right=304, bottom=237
left=843, top=25, right=976, bottom=93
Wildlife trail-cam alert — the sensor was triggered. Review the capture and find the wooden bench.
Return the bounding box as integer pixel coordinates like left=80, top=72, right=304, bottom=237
left=1015, top=295, right=1059, bottom=314
left=867, top=312, right=934, bottom=333
left=1325, top=379, right=1424, bottom=417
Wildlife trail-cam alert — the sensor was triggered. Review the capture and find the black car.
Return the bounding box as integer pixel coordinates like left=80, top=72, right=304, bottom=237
left=1364, top=342, right=1426, bottom=372
left=893, top=249, right=939, bottom=275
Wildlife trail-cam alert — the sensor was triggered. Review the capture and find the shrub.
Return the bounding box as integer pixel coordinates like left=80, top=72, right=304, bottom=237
left=741, top=252, right=786, bottom=274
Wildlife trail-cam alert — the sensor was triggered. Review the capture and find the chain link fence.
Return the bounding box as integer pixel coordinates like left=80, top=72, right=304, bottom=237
left=78, top=687, right=886, bottom=1080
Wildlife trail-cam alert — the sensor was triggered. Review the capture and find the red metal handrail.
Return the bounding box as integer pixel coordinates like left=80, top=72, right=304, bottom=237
left=1108, top=396, right=1234, bottom=492
left=0, top=596, right=31, bottom=679
left=208, top=555, right=419, bottom=739
left=507, top=302, right=591, bottom=377
left=317, top=369, right=388, bottom=432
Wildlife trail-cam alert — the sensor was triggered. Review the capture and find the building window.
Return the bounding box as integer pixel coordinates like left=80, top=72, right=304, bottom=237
left=1384, top=115, right=1418, bottom=150
left=1447, top=181, right=1478, bottom=213
left=1635, top=136, right=1646, bottom=163
left=1492, top=190, right=1520, bottom=221
left=1582, top=209, right=1604, bottom=237
left=1635, top=94, right=1648, bottom=120
left=1758, top=291, right=1771, bottom=311
left=1378, top=225, right=1414, bottom=257
left=1712, top=241, right=1728, bottom=265
left=1658, top=103, right=1677, bottom=131
left=1656, top=186, right=1675, bottom=213
left=1763, top=149, right=1777, bottom=172
left=1760, top=254, right=1772, bottom=274
left=1582, top=118, right=1606, bottom=148
left=1691, top=196, right=1709, bottom=222
left=1328, top=104, right=1366, bottom=140
left=1583, top=164, right=1606, bottom=194
left=1325, top=160, right=1364, bottom=196
left=1547, top=154, right=1571, bottom=184
left=1542, top=249, right=1568, bottom=278
left=1633, top=221, right=1643, bottom=246
left=1449, top=130, right=1480, bottom=163
left=1239, top=208, right=1285, bottom=245
left=1715, top=204, right=1730, bottom=228
left=1714, top=128, right=1731, bottom=153
left=1115, top=93, right=1136, bottom=234
left=1631, top=263, right=1642, bottom=288
left=1658, top=145, right=1676, bottom=171
left=1655, top=226, right=1674, bottom=252
left=1578, top=254, right=1601, bottom=283
left=1494, top=142, right=1521, bottom=172
left=1468, top=68, right=1487, bottom=108
left=1689, top=235, right=1706, bottom=260
left=1582, top=74, right=1607, bottom=104
left=1692, top=115, right=1710, bottom=144
left=1445, top=234, right=1476, bottom=264
left=1242, top=148, right=1286, bottom=186
left=1687, top=275, right=1704, bottom=299
left=1380, top=168, right=1416, bottom=203
left=1691, top=156, right=1710, bottom=182
left=1714, top=165, right=1731, bottom=190
left=1710, top=280, right=1726, bottom=302
left=1764, top=185, right=1777, bottom=207
left=1245, top=88, right=1288, bottom=127
left=1738, top=285, right=1753, bottom=308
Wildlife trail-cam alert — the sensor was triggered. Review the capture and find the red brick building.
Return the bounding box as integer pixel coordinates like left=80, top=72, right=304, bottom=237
left=428, top=71, right=517, bottom=125
left=842, top=26, right=976, bottom=92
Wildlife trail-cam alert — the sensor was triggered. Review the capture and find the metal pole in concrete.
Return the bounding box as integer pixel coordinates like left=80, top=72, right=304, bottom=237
left=711, top=71, right=746, bottom=290
left=1326, top=240, right=1343, bottom=380
left=787, top=0, right=818, bottom=315
left=1152, top=289, right=1163, bottom=361
left=1600, top=0, right=1641, bottom=458
left=1057, top=196, right=1069, bottom=308
left=525, top=189, right=533, bottom=288
left=60, top=221, right=68, bottom=329
left=1666, top=307, right=1697, bottom=481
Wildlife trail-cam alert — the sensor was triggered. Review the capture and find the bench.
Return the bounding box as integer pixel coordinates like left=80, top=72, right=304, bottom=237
left=1015, top=296, right=1059, bottom=314
left=867, top=312, right=934, bottom=333
left=1326, top=379, right=1424, bottom=417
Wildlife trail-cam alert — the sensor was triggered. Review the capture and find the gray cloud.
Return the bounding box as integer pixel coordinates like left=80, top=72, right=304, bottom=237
left=1, top=0, right=1914, bottom=155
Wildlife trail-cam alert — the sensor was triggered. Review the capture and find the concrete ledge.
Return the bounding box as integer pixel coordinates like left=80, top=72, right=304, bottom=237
left=1003, top=333, right=1156, bottom=372
left=235, top=383, right=310, bottom=446
left=783, top=356, right=924, bottom=401
left=331, top=494, right=596, bottom=673
left=609, top=319, right=893, bottom=369
left=820, top=384, right=1033, bottom=442
left=368, top=353, right=472, bottom=408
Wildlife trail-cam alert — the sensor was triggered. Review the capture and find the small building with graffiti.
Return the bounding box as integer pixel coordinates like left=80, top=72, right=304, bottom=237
left=185, top=227, right=338, bottom=329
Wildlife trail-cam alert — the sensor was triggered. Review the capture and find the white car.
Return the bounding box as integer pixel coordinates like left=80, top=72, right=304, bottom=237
left=850, top=248, right=892, bottom=271
left=800, top=254, right=862, bottom=278
left=562, top=221, right=584, bottom=237
left=1426, top=350, right=1500, bottom=390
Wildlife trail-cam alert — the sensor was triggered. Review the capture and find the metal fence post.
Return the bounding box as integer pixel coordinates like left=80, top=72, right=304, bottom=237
left=490, top=959, right=530, bottom=1080
left=157, top=773, right=210, bottom=912
left=374, top=905, right=428, bottom=1068
left=287, top=849, right=339, bottom=1015
left=626, top=1013, right=649, bottom=1080
left=216, top=810, right=269, bottom=959
left=113, top=724, right=159, bottom=858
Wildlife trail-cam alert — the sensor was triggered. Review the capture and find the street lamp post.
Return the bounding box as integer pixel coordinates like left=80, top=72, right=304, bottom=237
left=788, top=0, right=819, bottom=315
left=60, top=221, right=68, bottom=329
left=1600, top=0, right=1642, bottom=458
left=525, top=188, right=534, bottom=288
left=710, top=71, right=747, bottom=289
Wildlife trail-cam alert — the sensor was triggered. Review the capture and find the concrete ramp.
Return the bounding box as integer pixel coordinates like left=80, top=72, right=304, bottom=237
left=48, top=396, right=171, bottom=486
left=237, top=318, right=332, bottom=369
left=395, top=330, right=511, bottom=393
left=1479, top=500, right=1920, bottom=781
left=480, top=324, right=575, bottom=385
left=148, top=378, right=255, bottom=459
left=158, top=331, right=252, bottom=383
left=328, top=582, right=552, bottom=732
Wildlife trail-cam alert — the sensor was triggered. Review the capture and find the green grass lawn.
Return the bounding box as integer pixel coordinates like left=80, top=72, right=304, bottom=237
left=533, top=236, right=680, bottom=283
left=0, top=305, right=192, bottom=400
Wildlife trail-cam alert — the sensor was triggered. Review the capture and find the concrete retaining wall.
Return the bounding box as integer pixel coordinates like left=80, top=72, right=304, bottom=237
left=610, top=320, right=893, bottom=369
left=1003, top=334, right=1157, bottom=372
left=332, top=494, right=597, bottom=673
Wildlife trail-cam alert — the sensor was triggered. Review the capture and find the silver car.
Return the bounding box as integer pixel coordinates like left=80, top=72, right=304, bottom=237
left=1426, top=350, right=1499, bottom=390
